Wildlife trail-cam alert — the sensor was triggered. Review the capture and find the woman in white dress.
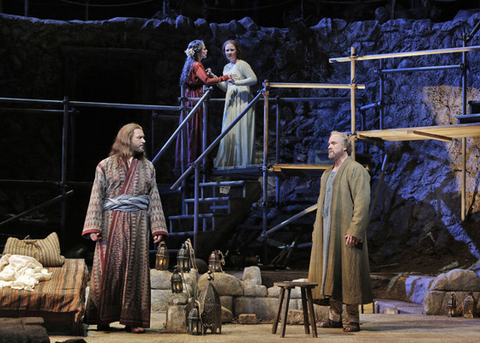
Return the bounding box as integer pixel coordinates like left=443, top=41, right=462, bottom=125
left=212, top=40, right=258, bottom=167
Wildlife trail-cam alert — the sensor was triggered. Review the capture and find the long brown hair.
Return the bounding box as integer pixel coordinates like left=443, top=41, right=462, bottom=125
left=109, top=123, right=145, bottom=161
left=222, top=39, right=244, bottom=61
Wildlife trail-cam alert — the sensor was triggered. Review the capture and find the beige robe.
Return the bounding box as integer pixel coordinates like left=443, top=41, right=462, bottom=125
left=308, top=156, right=373, bottom=304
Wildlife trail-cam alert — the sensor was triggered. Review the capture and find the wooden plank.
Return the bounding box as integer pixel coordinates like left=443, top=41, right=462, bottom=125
left=357, top=123, right=480, bottom=142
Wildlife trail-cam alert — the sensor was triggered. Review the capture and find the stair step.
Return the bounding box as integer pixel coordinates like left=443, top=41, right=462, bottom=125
left=457, top=113, right=480, bottom=124
left=169, top=213, right=224, bottom=220
left=184, top=197, right=230, bottom=203
left=199, top=180, right=245, bottom=187
left=374, top=299, right=423, bottom=315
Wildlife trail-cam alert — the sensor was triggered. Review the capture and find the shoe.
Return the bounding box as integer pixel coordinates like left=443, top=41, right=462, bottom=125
left=343, top=322, right=360, bottom=332
left=317, top=319, right=343, bottom=328
left=125, top=326, right=146, bottom=333
left=97, top=324, right=111, bottom=331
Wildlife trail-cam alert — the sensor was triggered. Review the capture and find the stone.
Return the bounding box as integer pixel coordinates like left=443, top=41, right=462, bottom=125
left=165, top=304, right=189, bottom=333
left=234, top=296, right=278, bottom=321
left=244, top=284, right=268, bottom=297
left=151, top=289, right=173, bottom=312
left=423, top=290, right=480, bottom=316
left=220, top=295, right=234, bottom=312
left=0, top=317, right=49, bottom=343
left=237, top=313, right=259, bottom=324
left=198, top=272, right=244, bottom=296
left=243, top=266, right=262, bottom=285
left=430, top=269, right=480, bottom=292
left=150, top=269, right=173, bottom=289
left=169, top=292, right=189, bottom=305
left=222, top=306, right=234, bottom=323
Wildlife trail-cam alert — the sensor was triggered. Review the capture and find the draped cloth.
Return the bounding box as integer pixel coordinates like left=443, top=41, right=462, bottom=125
left=82, top=156, right=167, bottom=328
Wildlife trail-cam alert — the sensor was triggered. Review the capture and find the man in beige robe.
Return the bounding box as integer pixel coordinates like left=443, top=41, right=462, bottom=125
left=308, top=131, right=372, bottom=332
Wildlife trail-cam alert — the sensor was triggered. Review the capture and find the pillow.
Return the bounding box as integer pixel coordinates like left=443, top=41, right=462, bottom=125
left=3, top=232, right=65, bottom=267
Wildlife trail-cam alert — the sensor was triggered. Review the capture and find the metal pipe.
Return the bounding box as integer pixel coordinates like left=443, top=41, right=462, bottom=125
left=267, top=82, right=365, bottom=90
left=263, top=204, right=317, bottom=237
left=379, top=59, right=384, bottom=130
left=152, top=88, right=212, bottom=164
left=262, top=81, right=270, bottom=264
left=350, top=47, right=357, bottom=159
left=329, top=45, right=480, bottom=63
left=379, top=65, right=461, bottom=73
left=462, top=137, right=466, bottom=221
left=0, top=190, right=74, bottom=227
left=193, top=164, right=200, bottom=252
left=171, top=92, right=262, bottom=190
left=275, top=103, right=280, bottom=204
left=359, top=101, right=382, bottom=111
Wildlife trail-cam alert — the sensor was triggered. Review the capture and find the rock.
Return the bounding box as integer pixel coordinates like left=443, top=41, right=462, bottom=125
left=243, top=266, right=262, bottom=285
left=166, top=304, right=189, bottom=333
left=198, top=272, right=244, bottom=296
left=220, top=295, right=234, bottom=312
left=0, top=317, right=49, bottom=343
left=151, top=289, right=173, bottom=312
left=222, top=306, right=234, bottom=323
left=150, top=269, right=173, bottom=289
left=243, top=284, right=268, bottom=297
left=430, top=269, right=480, bottom=292
left=168, top=292, right=189, bottom=305
left=234, top=297, right=278, bottom=321
left=237, top=313, right=259, bottom=324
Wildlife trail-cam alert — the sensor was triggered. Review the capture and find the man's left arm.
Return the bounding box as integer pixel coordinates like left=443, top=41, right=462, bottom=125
left=346, top=165, right=371, bottom=244
left=148, top=166, right=168, bottom=241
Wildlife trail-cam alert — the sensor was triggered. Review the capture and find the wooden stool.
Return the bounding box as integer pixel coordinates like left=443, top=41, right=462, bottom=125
left=272, top=281, right=318, bottom=338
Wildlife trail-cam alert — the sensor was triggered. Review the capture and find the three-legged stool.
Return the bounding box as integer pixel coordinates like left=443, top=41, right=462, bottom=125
left=272, top=281, right=318, bottom=338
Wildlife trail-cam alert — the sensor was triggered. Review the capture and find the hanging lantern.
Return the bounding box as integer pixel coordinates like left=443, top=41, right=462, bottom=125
left=188, top=304, right=202, bottom=335
left=208, top=250, right=225, bottom=273
left=446, top=292, right=457, bottom=317
left=177, top=243, right=191, bottom=272
left=171, top=267, right=183, bottom=294
left=155, top=241, right=169, bottom=270
left=462, top=291, right=476, bottom=318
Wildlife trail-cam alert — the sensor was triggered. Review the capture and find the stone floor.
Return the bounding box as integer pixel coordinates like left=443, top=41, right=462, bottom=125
left=50, top=312, right=480, bottom=343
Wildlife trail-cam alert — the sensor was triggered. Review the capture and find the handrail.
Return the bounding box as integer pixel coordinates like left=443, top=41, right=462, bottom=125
left=267, top=82, right=365, bottom=90
left=329, top=45, right=480, bottom=63
left=171, top=91, right=263, bottom=190
left=261, top=204, right=317, bottom=238
left=151, top=87, right=213, bottom=164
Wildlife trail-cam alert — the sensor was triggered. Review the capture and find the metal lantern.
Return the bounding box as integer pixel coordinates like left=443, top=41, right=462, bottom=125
left=177, top=243, right=191, bottom=272
left=171, top=267, right=183, bottom=293
left=188, top=304, right=202, bottom=335
left=208, top=250, right=225, bottom=273
left=462, top=292, right=476, bottom=318
left=155, top=241, right=169, bottom=270
left=446, top=292, right=457, bottom=317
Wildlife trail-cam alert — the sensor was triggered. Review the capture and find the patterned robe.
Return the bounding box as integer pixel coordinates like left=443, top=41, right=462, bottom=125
left=175, top=61, right=230, bottom=168
left=82, top=155, right=167, bottom=328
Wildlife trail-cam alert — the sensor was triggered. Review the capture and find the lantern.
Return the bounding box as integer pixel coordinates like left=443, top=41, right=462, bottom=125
left=462, top=292, right=476, bottom=318
left=208, top=250, right=225, bottom=273
left=177, top=243, right=191, bottom=272
left=171, top=267, right=183, bottom=293
left=188, top=304, right=202, bottom=335
left=155, top=241, right=169, bottom=270
left=446, top=292, right=457, bottom=317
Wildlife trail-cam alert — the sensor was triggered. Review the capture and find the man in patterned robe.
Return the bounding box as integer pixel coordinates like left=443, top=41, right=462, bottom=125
left=82, top=123, right=168, bottom=334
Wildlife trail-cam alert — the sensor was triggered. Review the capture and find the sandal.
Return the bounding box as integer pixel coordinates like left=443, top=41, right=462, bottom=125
left=343, top=322, right=360, bottom=332
left=317, top=319, right=343, bottom=328
left=125, top=326, right=146, bottom=334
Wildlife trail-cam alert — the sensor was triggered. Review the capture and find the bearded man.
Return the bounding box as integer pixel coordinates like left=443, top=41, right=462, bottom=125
left=308, top=131, right=372, bottom=333
left=82, top=123, right=167, bottom=334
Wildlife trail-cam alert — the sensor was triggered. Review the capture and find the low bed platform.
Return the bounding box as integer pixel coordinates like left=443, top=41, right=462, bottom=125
left=0, top=258, right=89, bottom=335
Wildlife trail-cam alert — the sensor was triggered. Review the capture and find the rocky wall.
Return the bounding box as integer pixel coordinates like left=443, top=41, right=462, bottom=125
left=0, top=10, right=479, bottom=272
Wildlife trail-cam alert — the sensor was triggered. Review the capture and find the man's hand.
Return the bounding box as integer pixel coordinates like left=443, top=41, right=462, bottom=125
left=153, top=234, right=163, bottom=244
left=90, top=232, right=102, bottom=241
left=345, top=233, right=359, bottom=247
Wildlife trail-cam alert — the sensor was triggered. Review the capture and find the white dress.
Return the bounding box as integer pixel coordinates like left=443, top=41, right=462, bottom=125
left=214, top=59, right=257, bottom=167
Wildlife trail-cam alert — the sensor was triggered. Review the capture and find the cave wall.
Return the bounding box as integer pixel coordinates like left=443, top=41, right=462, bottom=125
left=0, top=11, right=479, bottom=271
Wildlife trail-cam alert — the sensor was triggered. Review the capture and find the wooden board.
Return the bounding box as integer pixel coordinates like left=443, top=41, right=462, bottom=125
left=357, top=123, right=480, bottom=142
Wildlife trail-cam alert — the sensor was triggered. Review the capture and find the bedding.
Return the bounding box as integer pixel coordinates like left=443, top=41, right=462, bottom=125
left=0, top=258, right=89, bottom=335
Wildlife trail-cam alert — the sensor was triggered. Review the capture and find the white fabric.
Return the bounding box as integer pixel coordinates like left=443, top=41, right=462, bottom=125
left=214, top=59, right=257, bottom=167
left=0, top=254, right=52, bottom=291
